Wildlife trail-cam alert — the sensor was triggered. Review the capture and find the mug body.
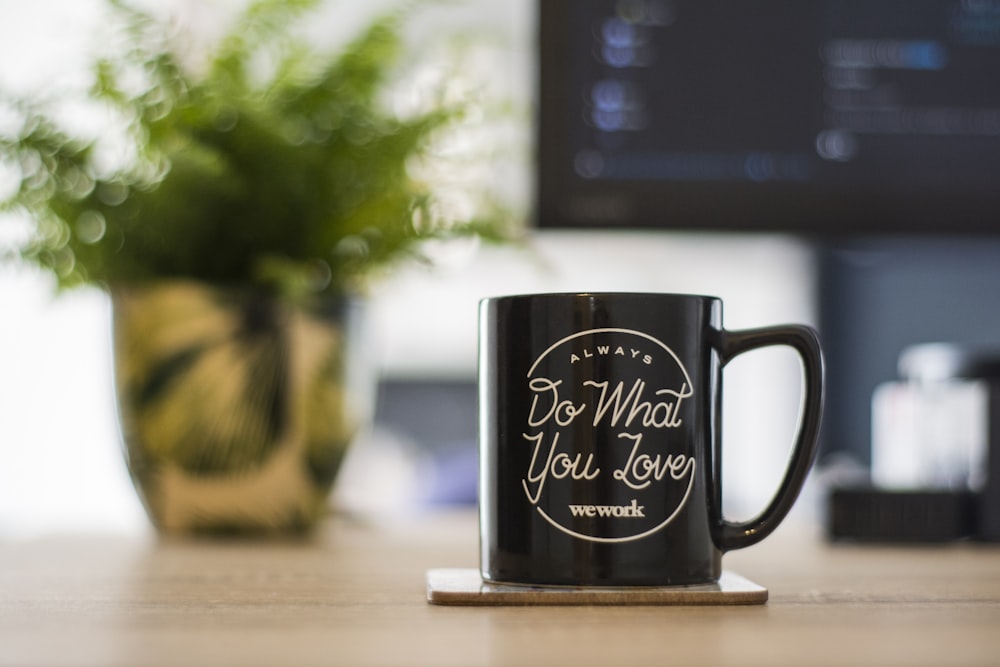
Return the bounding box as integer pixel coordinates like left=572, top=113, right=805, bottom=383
left=479, top=292, right=723, bottom=586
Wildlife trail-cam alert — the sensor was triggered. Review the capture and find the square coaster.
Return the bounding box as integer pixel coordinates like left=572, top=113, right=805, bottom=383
left=426, top=568, right=767, bottom=606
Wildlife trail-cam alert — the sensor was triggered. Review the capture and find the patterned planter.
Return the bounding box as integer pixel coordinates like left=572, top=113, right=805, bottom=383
left=111, top=280, right=371, bottom=534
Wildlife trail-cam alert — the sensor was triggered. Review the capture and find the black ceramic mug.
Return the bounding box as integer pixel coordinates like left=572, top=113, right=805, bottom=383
left=478, top=293, right=823, bottom=586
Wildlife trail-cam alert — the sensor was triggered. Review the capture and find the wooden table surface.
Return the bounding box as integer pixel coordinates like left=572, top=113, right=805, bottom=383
left=1, top=510, right=999, bottom=667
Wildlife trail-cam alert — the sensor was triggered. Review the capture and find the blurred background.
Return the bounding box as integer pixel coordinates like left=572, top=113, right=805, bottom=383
left=3, top=0, right=999, bottom=538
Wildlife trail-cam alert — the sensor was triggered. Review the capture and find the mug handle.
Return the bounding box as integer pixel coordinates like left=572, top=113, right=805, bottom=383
left=710, top=325, right=824, bottom=551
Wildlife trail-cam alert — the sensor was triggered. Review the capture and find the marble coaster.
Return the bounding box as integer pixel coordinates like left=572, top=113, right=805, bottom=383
left=426, top=568, right=767, bottom=606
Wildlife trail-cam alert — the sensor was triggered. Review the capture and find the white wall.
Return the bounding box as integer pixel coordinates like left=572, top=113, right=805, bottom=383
left=0, top=0, right=818, bottom=537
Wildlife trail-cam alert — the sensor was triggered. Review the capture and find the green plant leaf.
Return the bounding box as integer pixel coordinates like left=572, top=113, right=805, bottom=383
left=1, top=0, right=517, bottom=295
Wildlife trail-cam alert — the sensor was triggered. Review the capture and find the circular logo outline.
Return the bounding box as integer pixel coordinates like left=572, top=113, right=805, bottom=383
left=525, top=327, right=696, bottom=543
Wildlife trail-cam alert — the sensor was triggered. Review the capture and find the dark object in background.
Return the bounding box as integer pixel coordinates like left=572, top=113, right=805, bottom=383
left=374, top=378, right=479, bottom=506
left=828, top=345, right=1000, bottom=543
left=828, top=487, right=977, bottom=543
left=981, top=382, right=1000, bottom=541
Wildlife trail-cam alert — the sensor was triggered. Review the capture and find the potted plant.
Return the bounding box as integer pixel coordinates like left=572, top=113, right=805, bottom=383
left=0, top=0, right=512, bottom=534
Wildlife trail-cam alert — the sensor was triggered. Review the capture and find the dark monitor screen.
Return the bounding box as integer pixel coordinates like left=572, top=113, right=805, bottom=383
left=536, top=0, right=1000, bottom=234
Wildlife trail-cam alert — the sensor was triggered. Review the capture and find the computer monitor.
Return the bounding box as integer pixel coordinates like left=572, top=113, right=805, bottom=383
left=536, top=0, right=1000, bottom=235
left=535, top=0, right=1000, bottom=466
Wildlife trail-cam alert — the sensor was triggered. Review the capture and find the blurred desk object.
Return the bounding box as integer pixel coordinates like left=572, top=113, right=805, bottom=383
left=1, top=512, right=999, bottom=667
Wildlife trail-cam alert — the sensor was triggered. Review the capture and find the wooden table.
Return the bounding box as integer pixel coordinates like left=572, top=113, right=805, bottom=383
left=1, top=511, right=998, bottom=667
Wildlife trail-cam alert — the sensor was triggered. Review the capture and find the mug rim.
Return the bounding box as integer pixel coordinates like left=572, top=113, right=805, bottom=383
left=480, top=291, right=723, bottom=303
